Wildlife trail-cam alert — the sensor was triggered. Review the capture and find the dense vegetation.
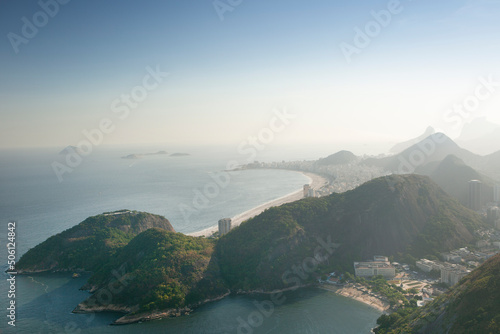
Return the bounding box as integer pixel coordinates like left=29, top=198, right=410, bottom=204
left=16, top=211, right=175, bottom=273
left=216, top=175, right=485, bottom=291
left=217, top=197, right=331, bottom=290
left=78, top=228, right=228, bottom=313
left=375, top=253, right=500, bottom=333
left=17, top=175, right=487, bottom=324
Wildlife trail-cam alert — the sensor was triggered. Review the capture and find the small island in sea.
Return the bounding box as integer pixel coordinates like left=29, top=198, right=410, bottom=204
left=169, top=152, right=190, bottom=157
left=59, top=145, right=83, bottom=155
left=121, top=150, right=168, bottom=159
left=121, top=151, right=190, bottom=159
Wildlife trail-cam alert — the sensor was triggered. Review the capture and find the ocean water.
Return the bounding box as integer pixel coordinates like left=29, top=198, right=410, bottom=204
left=0, top=146, right=381, bottom=333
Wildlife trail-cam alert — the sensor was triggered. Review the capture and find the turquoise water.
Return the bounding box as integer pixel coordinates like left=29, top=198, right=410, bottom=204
left=0, top=147, right=381, bottom=333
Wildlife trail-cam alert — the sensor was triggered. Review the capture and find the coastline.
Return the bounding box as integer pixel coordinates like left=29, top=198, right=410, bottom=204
left=187, top=171, right=328, bottom=237
left=318, top=283, right=390, bottom=313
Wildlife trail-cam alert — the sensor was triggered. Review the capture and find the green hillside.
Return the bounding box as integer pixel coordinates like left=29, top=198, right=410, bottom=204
left=16, top=210, right=175, bottom=273
left=216, top=175, right=485, bottom=291
left=75, top=228, right=228, bottom=319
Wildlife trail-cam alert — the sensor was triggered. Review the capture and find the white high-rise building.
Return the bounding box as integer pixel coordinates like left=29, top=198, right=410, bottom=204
left=468, top=180, right=482, bottom=211
left=303, top=184, right=311, bottom=197
left=494, top=184, right=500, bottom=203
left=218, top=218, right=232, bottom=236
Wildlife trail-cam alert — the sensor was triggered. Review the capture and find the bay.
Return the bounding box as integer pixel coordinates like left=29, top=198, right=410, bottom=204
left=0, top=146, right=381, bottom=333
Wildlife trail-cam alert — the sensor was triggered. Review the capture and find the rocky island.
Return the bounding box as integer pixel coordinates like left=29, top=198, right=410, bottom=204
left=169, top=152, right=190, bottom=157
left=121, top=150, right=168, bottom=159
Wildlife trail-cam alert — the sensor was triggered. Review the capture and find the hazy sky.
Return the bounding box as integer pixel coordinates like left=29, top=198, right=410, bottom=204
left=1, top=0, right=500, bottom=150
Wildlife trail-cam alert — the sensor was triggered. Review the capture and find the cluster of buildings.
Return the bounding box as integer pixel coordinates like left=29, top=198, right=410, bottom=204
left=467, top=180, right=500, bottom=218
left=416, top=240, right=500, bottom=286
left=352, top=246, right=499, bottom=287
left=354, top=256, right=396, bottom=279
left=416, top=259, right=470, bottom=286
left=246, top=159, right=386, bottom=198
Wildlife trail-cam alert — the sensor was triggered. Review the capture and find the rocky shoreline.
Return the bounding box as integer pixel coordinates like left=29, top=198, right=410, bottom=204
left=73, top=285, right=317, bottom=325
left=70, top=291, right=232, bottom=325
left=110, top=292, right=231, bottom=325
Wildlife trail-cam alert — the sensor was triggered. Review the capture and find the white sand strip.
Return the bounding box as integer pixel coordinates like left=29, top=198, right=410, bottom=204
left=187, top=171, right=328, bottom=237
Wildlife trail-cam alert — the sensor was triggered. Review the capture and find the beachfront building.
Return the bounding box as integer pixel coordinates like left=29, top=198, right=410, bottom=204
left=303, top=184, right=311, bottom=197
left=218, top=218, right=232, bottom=236
left=354, top=256, right=396, bottom=279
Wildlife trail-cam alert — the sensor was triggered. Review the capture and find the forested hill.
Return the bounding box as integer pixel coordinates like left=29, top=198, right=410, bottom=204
left=16, top=210, right=175, bottom=273
left=74, top=228, right=228, bottom=324
left=216, top=175, right=485, bottom=291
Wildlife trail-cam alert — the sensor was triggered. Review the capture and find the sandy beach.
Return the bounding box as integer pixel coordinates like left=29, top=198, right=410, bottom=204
left=187, top=171, right=328, bottom=237
left=319, top=283, right=390, bottom=313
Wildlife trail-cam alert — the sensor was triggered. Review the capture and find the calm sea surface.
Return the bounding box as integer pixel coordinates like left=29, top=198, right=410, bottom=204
left=0, top=146, right=381, bottom=333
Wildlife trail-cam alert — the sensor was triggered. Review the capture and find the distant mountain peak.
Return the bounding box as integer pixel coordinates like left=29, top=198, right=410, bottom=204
left=456, top=118, right=500, bottom=155
left=316, top=150, right=357, bottom=166
left=389, top=126, right=436, bottom=154
left=363, top=133, right=477, bottom=174
left=458, top=117, right=500, bottom=141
